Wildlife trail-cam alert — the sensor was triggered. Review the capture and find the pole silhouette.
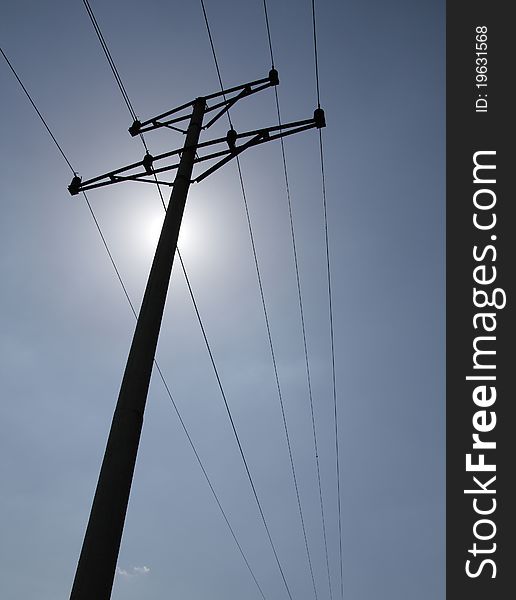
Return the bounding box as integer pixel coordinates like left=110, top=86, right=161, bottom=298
left=69, top=97, right=206, bottom=600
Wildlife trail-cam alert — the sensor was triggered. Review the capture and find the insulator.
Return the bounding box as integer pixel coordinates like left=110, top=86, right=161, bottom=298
left=68, top=175, right=82, bottom=196
left=142, top=152, right=154, bottom=174
left=314, top=108, right=326, bottom=129
left=129, top=120, right=141, bottom=136
left=226, top=129, right=238, bottom=152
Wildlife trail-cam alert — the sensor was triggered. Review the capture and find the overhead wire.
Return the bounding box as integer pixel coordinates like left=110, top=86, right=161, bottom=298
left=81, top=0, right=150, bottom=154
left=260, top=2, right=335, bottom=600
left=84, top=0, right=165, bottom=201
left=199, top=0, right=230, bottom=125
left=310, top=1, right=344, bottom=599
left=199, top=3, right=308, bottom=600
left=177, top=249, right=287, bottom=599
left=81, top=0, right=136, bottom=121
left=261, top=0, right=275, bottom=69
left=0, top=47, right=75, bottom=174
left=311, top=0, right=321, bottom=109
left=0, top=43, right=267, bottom=600
left=318, top=128, right=342, bottom=600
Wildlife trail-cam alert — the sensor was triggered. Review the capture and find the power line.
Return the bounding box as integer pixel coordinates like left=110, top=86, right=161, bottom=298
left=234, top=159, right=298, bottom=600
left=261, top=0, right=275, bottom=69
left=309, top=2, right=344, bottom=599
left=1, top=44, right=267, bottom=600
left=82, top=0, right=136, bottom=121
left=153, top=356, right=267, bottom=600
left=1, top=47, right=76, bottom=174
left=272, top=118, right=320, bottom=600
left=80, top=0, right=154, bottom=155
left=311, top=0, right=321, bottom=108
left=199, top=0, right=233, bottom=130
left=198, top=3, right=306, bottom=600
left=318, top=129, right=342, bottom=600
left=177, top=248, right=284, bottom=599
left=261, top=4, right=333, bottom=600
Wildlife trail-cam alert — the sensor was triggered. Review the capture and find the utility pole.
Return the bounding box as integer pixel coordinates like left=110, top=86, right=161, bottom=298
left=69, top=97, right=205, bottom=600
left=67, top=71, right=324, bottom=599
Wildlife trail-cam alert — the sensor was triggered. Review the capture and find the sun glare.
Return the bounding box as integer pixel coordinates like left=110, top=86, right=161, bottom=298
left=141, top=212, right=195, bottom=252
left=143, top=214, right=164, bottom=250
left=178, top=219, right=194, bottom=250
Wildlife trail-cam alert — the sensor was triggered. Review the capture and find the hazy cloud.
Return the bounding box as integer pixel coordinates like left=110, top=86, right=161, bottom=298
left=117, top=566, right=151, bottom=578
left=134, top=566, right=150, bottom=575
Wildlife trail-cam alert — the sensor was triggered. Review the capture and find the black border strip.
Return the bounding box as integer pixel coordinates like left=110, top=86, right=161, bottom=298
left=447, top=2, right=514, bottom=597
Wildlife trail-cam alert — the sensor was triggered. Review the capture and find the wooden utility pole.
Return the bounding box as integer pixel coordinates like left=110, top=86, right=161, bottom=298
left=70, top=98, right=205, bottom=600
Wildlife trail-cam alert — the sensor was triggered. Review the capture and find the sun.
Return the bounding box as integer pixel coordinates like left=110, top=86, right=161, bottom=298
left=141, top=212, right=194, bottom=252
left=142, top=213, right=164, bottom=250
left=177, top=219, right=194, bottom=250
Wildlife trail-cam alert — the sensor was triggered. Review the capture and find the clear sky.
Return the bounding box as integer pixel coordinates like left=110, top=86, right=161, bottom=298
left=0, top=1, right=444, bottom=599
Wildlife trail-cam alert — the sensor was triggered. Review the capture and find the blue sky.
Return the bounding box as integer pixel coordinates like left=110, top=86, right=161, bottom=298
left=0, top=1, right=444, bottom=599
